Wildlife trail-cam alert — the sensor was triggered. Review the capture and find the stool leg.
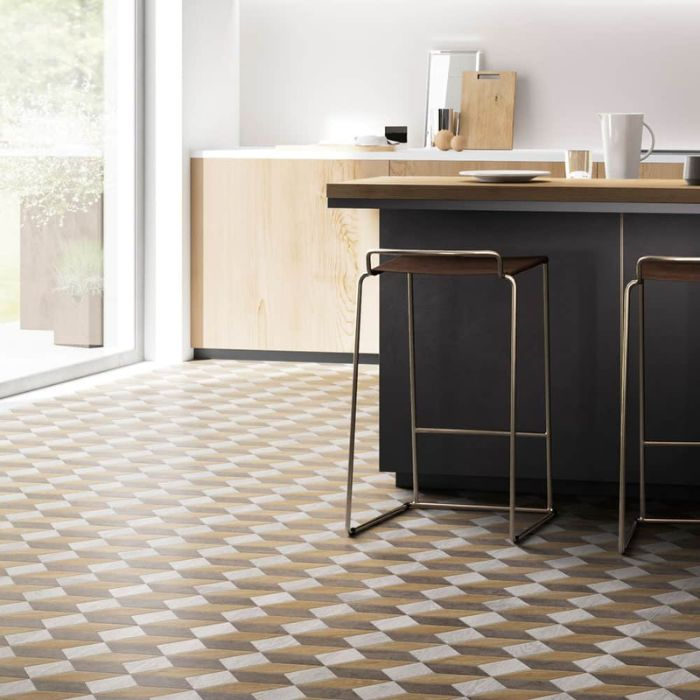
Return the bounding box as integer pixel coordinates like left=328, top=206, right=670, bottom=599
left=543, top=262, right=553, bottom=513
left=346, top=273, right=369, bottom=535
left=346, top=272, right=411, bottom=537
left=508, top=267, right=556, bottom=545
left=638, top=283, right=646, bottom=521
left=507, top=275, right=518, bottom=544
left=407, top=273, right=420, bottom=504
left=619, top=279, right=640, bottom=554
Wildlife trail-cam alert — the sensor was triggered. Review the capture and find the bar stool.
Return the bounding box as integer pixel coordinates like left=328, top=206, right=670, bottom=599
left=620, top=255, right=700, bottom=554
left=346, top=249, right=555, bottom=545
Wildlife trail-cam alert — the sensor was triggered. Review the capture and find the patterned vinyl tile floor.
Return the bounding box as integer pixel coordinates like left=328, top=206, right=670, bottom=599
left=1, top=360, right=700, bottom=700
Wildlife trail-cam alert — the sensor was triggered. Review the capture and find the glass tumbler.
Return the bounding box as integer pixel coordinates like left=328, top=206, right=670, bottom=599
left=564, top=150, right=593, bottom=179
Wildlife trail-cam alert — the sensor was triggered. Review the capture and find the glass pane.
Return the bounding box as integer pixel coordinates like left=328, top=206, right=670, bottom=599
left=0, top=0, right=136, bottom=389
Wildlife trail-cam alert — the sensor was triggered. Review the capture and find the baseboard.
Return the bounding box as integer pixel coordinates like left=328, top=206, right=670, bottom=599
left=193, top=348, right=379, bottom=364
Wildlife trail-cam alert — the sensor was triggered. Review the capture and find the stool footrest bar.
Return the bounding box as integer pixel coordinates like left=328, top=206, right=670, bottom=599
left=348, top=502, right=411, bottom=537
left=513, top=509, right=557, bottom=544
left=620, top=516, right=700, bottom=553
left=620, top=518, right=641, bottom=554
left=348, top=500, right=555, bottom=542
left=415, top=427, right=547, bottom=438
left=644, top=440, right=700, bottom=447
left=416, top=501, right=551, bottom=514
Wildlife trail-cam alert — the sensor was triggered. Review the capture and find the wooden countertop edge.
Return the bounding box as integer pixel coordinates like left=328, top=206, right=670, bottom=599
left=326, top=177, right=700, bottom=205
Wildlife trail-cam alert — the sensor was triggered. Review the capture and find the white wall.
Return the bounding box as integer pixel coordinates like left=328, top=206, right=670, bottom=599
left=144, top=0, right=238, bottom=363
left=240, top=0, right=700, bottom=150
left=183, top=0, right=240, bottom=150
left=144, top=0, right=186, bottom=363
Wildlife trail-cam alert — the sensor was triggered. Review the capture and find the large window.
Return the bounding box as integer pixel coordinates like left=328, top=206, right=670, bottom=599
left=0, top=0, right=141, bottom=396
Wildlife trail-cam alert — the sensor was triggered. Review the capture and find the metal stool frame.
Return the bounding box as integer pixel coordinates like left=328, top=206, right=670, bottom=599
left=620, top=255, right=700, bottom=554
left=346, top=249, right=555, bottom=545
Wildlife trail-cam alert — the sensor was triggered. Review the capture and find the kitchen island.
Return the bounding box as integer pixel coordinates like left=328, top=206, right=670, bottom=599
left=327, top=176, right=700, bottom=493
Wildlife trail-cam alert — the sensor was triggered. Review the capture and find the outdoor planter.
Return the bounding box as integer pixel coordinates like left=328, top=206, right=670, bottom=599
left=52, top=236, right=104, bottom=348
left=20, top=195, right=103, bottom=332
left=53, top=292, right=103, bottom=347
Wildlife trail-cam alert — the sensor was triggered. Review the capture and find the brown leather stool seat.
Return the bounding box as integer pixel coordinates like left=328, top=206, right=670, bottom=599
left=638, top=258, right=700, bottom=282
left=373, top=254, right=548, bottom=277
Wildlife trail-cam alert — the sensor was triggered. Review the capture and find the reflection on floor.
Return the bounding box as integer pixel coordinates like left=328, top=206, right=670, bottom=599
left=0, top=321, right=110, bottom=384
left=1, top=359, right=700, bottom=699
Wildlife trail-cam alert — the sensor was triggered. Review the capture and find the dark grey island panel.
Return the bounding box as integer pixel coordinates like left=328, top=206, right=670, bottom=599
left=380, top=210, right=620, bottom=491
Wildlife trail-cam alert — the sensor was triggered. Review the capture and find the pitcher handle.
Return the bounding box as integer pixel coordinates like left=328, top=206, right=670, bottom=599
left=640, top=122, right=655, bottom=162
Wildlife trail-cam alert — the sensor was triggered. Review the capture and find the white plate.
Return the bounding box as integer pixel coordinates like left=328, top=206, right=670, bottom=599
left=459, top=169, right=551, bottom=183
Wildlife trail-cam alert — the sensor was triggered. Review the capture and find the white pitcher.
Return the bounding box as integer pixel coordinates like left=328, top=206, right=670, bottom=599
left=598, top=113, right=655, bottom=179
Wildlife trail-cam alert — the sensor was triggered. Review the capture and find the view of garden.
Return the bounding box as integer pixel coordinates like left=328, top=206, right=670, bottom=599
left=0, top=0, right=104, bottom=327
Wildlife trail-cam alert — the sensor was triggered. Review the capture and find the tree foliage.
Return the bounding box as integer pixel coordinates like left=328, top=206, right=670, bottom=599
left=0, top=0, right=104, bottom=223
left=0, top=0, right=103, bottom=147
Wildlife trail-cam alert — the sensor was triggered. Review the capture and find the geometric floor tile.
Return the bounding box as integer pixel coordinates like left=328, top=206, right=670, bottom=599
left=1, top=360, right=700, bottom=699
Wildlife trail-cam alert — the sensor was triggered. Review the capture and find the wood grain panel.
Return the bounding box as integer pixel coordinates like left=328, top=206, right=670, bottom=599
left=641, top=162, right=684, bottom=179
left=460, top=71, right=516, bottom=149
left=390, top=160, right=565, bottom=177
left=328, top=176, right=700, bottom=204
left=191, top=158, right=387, bottom=352
left=594, top=161, right=684, bottom=179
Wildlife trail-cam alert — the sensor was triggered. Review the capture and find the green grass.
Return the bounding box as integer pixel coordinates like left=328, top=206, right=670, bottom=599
left=0, top=192, right=20, bottom=324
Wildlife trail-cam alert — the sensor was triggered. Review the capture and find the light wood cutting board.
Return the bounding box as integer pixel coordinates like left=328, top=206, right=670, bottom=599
left=460, top=71, right=516, bottom=149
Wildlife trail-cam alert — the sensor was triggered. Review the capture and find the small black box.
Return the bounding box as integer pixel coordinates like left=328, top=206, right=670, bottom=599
left=385, top=126, right=408, bottom=144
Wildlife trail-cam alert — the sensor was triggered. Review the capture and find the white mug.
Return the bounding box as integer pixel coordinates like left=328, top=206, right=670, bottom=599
left=598, top=113, right=655, bottom=179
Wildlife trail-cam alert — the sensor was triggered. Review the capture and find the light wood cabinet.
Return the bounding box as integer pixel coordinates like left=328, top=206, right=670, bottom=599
left=192, top=155, right=681, bottom=355
left=191, top=158, right=387, bottom=353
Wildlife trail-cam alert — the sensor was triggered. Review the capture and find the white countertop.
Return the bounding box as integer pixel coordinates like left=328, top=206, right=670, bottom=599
left=191, top=146, right=691, bottom=163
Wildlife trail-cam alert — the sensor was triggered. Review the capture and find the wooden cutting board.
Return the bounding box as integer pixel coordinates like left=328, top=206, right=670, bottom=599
left=460, top=71, right=516, bottom=149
